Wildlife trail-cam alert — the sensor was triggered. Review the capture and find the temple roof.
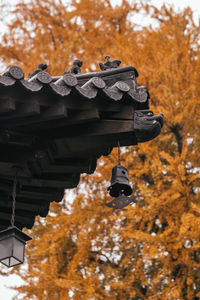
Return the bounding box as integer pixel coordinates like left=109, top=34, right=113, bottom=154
left=0, top=63, right=163, bottom=230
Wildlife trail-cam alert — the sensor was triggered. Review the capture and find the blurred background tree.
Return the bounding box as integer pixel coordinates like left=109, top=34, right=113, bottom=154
left=0, top=0, right=200, bottom=299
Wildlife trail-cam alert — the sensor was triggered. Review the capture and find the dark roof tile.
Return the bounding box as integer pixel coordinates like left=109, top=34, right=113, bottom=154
left=0, top=75, right=16, bottom=86
left=20, top=78, right=43, bottom=92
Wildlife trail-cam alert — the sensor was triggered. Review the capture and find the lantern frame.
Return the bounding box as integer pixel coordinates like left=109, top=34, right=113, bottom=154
left=0, top=225, right=31, bottom=267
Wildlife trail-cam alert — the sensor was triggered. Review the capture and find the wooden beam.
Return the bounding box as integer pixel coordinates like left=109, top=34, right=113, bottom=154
left=70, top=119, right=134, bottom=137
left=0, top=177, right=63, bottom=201
left=62, top=96, right=121, bottom=112
left=67, top=108, right=100, bottom=124
left=0, top=141, right=56, bottom=168
left=54, top=132, right=137, bottom=158
left=0, top=210, right=34, bottom=228
left=101, top=106, right=134, bottom=120
left=0, top=98, right=16, bottom=114
left=0, top=100, right=40, bottom=121
left=0, top=130, right=35, bottom=147
left=42, top=119, right=135, bottom=139
left=3, top=103, right=67, bottom=127
left=0, top=145, right=35, bottom=163
left=21, top=176, right=80, bottom=189
left=0, top=197, right=49, bottom=216
left=42, top=159, right=96, bottom=174
left=43, top=165, right=88, bottom=175
left=0, top=162, right=31, bottom=177
left=17, top=190, right=58, bottom=201
left=16, top=108, right=100, bottom=132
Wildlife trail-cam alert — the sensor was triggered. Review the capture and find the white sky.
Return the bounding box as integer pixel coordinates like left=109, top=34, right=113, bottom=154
left=0, top=0, right=200, bottom=299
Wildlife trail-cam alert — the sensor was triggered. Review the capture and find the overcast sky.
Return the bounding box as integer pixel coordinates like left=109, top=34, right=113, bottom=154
left=0, top=0, right=199, bottom=299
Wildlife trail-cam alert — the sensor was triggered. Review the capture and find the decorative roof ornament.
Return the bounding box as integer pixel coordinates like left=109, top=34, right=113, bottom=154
left=64, top=59, right=83, bottom=75
left=99, top=55, right=121, bottom=71
left=28, top=63, right=47, bottom=78
left=69, top=59, right=83, bottom=74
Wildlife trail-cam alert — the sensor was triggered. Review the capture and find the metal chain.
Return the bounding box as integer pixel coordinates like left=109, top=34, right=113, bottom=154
left=11, top=173, right=17, bottom=227
left=118, top=141, right=121, bottom=165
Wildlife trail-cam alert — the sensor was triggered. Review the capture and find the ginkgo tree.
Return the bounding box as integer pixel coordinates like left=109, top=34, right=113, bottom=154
left=0, top=0, right=200, bottom=299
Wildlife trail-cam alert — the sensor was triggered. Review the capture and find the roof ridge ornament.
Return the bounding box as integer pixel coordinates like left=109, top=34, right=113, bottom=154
left=66, top=59, right=83, bottom=75
left=99, top=55, right=121, bottom=71
left=28, top=63, right=48, bottom=78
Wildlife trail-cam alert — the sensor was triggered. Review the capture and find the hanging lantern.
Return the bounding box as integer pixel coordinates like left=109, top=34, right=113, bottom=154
left=106, top=142, right=134, bottom=209
left=0, top=226, right=31, bottom=267
left=0, top=167, right=31, bottom=267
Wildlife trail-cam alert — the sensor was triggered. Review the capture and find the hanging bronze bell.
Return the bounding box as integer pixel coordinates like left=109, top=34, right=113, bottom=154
left=108, top=164, right=132, bottom=197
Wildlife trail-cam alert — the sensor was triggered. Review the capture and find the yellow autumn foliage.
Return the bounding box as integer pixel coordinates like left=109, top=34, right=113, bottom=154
left=0, top=0, right=199, bottom=299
